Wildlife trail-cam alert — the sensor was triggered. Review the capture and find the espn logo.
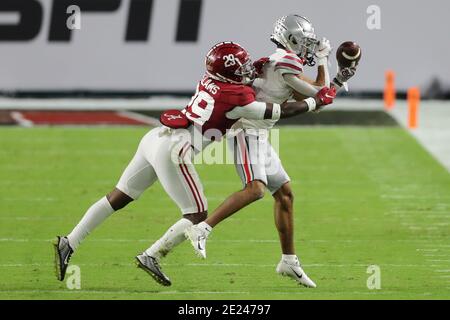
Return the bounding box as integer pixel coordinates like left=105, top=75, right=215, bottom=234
left=0, top=0, right=202, bottom=42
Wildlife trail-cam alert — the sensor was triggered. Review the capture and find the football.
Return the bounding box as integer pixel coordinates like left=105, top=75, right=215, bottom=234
left=336, top=41, right=361, bottom=68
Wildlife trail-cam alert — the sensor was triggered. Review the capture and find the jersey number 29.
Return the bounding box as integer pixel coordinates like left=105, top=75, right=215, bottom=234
left=185, top=88, right=215, bottom=125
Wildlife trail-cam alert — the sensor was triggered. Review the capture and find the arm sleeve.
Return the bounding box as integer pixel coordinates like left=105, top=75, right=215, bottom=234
left=283, top=73, right=324, bottom=97
left=322, top=62, right=331, bottom=88
left=226, top=101, right=269, bottom=120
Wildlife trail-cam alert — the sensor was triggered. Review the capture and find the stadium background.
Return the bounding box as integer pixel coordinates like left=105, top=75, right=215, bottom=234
left=0, top=0, right=449, bottom=300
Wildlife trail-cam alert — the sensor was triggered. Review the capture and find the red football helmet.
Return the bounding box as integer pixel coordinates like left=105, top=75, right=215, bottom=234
left=205, top=42, right=255, bottom=84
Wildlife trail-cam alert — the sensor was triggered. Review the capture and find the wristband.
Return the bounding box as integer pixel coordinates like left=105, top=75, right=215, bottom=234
left=304, top=97, right=316, bottom=112
left=317, top=57, right=328, bottom=66
left=332, top=77, right=343, bottom=88
left=272, top=104, right=281, bottom=120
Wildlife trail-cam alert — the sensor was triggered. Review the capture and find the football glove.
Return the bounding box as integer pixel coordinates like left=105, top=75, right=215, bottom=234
left=253, top=57, right=270, bottom=76
left=334, top=66, right=357, bottom=86
left=315, top=37, right=332, bottom=65
left=316, top=86, right=336, bottom=106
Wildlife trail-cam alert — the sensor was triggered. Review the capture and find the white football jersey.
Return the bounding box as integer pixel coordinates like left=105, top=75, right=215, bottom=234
left=237, top=48, right=304, bottom=132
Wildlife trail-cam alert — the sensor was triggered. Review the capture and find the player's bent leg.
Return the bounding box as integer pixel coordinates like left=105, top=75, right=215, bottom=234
left=205, top=180, right=265, bottom=228
left=137, top=137, right=208, bottom=284
left=54, top=194, right=116, bottom=281
left=65, top=144, right=156, bottom=252
left=55, top=189, right=134, bottom=281
left=106, top=188, right=133, bottom=211
left=55, top=133, right=158, bottom=281
left=137, top=209, right=208, bottom=286
left=185, top=180, right=266, bottom=259
left=184, top=133, right=269, bottom=258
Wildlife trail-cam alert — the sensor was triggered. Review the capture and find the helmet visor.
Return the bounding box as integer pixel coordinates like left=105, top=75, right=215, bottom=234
left=297, top=36, right=318, bottom=56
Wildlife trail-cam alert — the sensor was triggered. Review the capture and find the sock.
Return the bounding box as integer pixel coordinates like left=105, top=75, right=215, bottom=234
left=67, top=196, right=114, bottom=250
left=282, top=254, right=299, bottom=264
left=145, top=218, right=193, bottom=259
left=197, top=221, right=212, bottom=235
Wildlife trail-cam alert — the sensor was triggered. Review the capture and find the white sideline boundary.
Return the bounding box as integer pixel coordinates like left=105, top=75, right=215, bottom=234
left=388, top=101, right=450, bottom=172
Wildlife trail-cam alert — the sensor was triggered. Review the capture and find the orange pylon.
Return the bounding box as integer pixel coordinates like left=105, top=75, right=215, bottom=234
left=407, top=87, right=420, bottom=129
left=384, top=70, right=396, bottom=109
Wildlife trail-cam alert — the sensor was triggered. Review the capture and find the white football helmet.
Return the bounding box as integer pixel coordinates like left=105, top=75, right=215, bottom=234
left=270, top=15, right=318, bottom=66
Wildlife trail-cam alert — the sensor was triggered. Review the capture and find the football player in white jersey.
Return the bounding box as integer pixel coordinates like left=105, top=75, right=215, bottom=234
left=186, top=15, right=357, bottom=288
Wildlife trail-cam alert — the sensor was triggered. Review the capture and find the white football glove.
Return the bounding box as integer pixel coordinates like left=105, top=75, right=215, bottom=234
left=315, top=37, right=332, bottom=65
left=334, top=66, right=357, bottom=85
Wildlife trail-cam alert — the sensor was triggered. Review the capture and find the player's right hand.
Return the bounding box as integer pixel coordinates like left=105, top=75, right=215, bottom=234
left=315, top=87, right=336, bottom=107
left=315, top=37, right=332, bottom=59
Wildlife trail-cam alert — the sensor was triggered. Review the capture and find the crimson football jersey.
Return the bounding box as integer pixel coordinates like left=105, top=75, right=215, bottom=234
left=182, top=76, right=256, bottom=136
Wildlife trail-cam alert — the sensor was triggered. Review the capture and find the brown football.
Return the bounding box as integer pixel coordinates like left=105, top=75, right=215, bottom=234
left=336, top=41, right=361, bottom=68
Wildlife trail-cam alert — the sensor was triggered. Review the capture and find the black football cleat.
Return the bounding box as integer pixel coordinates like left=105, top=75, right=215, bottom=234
left=53, top=236, right=74, bottom=281
left=135, top=254, right=171, bottom=286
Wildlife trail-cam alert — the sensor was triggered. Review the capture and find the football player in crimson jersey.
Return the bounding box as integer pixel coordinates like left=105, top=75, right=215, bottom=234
left=53, top=41, right=336, bottom=285
left=186, top=15, right=357, bottom=288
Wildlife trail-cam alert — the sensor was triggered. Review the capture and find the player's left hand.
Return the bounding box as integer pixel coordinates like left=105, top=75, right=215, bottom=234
left=253, top=57, right=270, bottom=76
left=315, top=37, right=332, bottom=62
left=335, top=66, right=357, bottom=84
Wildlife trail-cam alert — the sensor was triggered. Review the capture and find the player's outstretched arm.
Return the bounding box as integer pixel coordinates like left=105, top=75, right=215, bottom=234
left=226, top=87, right=336, bottom=121
left=278, top=87, right=336, bottom=119
left=295, top=63, right=329, bottom=88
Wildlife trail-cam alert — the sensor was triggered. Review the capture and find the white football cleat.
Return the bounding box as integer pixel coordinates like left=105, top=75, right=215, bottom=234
left=276, top=257, right=317, bottom=288
left=184, top=224, right=210, bottom=259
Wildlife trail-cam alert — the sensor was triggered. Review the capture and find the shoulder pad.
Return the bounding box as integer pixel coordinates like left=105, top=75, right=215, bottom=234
left=274, top=53, right=304, bottom=75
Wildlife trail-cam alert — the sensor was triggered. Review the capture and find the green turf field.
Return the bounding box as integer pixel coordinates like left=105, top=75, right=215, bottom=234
left=0, top=126, right=449, bottom=299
